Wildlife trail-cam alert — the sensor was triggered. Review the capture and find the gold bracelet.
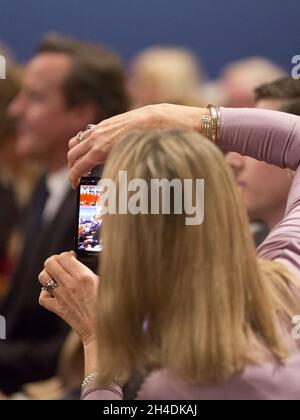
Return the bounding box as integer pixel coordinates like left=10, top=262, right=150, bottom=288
left=207, top=104, right=221, bottom=145
left=202, top=115, right=212, bottom=140
left=81, top=372, right=98, bottom=391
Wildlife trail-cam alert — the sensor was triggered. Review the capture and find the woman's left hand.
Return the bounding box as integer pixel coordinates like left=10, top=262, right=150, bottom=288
left=68, top=104, right=205, bottom=189
left=38, top=252, right=99, bottom=346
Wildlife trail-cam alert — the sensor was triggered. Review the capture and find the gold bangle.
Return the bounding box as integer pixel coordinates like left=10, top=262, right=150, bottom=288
left=207, top=104, right=221, bottom=145
left=201, top=105, right=221, bottom=145
left=81, top=372, right=98, bottom=390
left=202, top=115, right=212, bottom=140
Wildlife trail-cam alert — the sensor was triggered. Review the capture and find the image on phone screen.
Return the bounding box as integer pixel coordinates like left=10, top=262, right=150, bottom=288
left=76, top=177, right=103, bottom=256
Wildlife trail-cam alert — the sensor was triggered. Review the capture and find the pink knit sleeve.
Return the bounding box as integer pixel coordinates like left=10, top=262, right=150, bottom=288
left=81, top=381, right=123, bottom=400
left=220, top=108, right=300, bottom=276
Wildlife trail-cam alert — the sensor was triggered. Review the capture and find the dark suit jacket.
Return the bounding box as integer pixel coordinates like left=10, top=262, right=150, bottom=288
left=0, top=180, right=77, bottom=395
left=0, top=182, right=18, bottom=259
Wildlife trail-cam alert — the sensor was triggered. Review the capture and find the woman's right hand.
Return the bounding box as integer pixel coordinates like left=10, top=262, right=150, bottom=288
left=38, top=252, right=99, bottom=347
left=68, top=103, right=206, bottom=189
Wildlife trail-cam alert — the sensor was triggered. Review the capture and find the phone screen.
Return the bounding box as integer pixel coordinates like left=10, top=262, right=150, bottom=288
left=76, top=177, right=103, bottom=257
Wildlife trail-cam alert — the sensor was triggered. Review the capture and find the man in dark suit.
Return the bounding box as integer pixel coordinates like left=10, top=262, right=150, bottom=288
left=0, top=64, right=20, bottom=290
left=0, top=34, right=129, bottom=395
left=0, top=184, right=18, bottom=267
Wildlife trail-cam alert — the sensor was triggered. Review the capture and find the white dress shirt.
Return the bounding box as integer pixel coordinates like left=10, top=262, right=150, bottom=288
left=43, top=167, right=71, bottom=223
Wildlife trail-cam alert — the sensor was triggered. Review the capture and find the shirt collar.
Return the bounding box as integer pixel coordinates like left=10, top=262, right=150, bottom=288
left=46, top=166, right=70, bottom=197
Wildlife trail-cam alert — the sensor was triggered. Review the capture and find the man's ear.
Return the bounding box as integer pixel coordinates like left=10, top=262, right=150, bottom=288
left=70, top=102, right=101, bottom=129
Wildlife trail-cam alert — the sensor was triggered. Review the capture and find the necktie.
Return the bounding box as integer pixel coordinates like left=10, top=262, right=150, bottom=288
left=17, top=175, right=49, bottom=271
left=32, top=176, right=49, bottom=230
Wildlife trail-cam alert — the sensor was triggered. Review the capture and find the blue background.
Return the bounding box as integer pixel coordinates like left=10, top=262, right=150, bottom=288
left=0, top=0, right=299, bottom=78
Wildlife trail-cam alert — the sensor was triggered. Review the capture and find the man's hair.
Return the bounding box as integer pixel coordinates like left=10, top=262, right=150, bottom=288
left=0, top=67, right=20, bottom=143
left=281, top=99, right=300, bottom=116
left=38, top=34, right=130, bottom=121
left=255, top=77, right=300, bottom=116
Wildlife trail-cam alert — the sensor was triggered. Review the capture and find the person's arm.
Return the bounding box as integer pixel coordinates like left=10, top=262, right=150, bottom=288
left=80, top=340, right=124, bottom=400
left=37, top=252, right=124, bottom=400
left=68, top=104, right=207, bottom=188
left=220, top=108, right=300, bottom=277
left=220, top=108, right=300, bottom=169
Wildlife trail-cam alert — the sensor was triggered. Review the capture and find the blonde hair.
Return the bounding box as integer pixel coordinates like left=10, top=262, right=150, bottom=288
left=222, top=57, right=286, bottom=92
left=97, top=129, right=300, bottom=386
left=129, top=47, right=204, bottom=106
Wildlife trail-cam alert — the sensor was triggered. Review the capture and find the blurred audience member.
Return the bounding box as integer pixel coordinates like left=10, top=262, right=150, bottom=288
left=0, top=33, right=129, bottom=395
left=255, top=77, right=300, bottom=112
left=128, top=46, right=204, bottom=107
left=0, top=55, right=23, bottom=293
left=221, top=57, right=286, bottom=107
left=226, top=77, right=300, bottom=245
left=1, top=331, right=83, bottom=400
left=0, top=63, right=42, bottom=289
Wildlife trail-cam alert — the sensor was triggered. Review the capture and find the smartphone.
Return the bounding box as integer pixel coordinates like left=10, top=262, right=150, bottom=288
left=75, top=176, right=103, bottom=260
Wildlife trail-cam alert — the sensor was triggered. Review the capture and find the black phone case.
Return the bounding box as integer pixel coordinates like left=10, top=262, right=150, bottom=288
left=75, top=174, right=102, bottom=272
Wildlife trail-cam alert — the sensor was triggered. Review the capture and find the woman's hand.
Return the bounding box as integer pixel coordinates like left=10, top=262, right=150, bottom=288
left=38, top=252, right=99, bottom=346
left=68, top=103, right=205, bottom=188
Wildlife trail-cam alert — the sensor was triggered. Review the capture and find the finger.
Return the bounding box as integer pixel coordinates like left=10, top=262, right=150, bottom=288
left=39, top=289, right=59, bottom=311
left=44, top=255, right=72, bottom=287
left=38, top=269, right=52, bottom=287
left=68, top=123, right=96, bottom=151
left=38, top=269, right=59, bottom=299
left=69, top=135, right=79, bottom=151
left=69, top=149, right=102, bottom=189
left=67, top=136, right=93, bottom=171
left=58, top=252, right=84, bottom=277
left=85, top=125, right=96, bottom=136
left=58, top=252, right=96, bottom=280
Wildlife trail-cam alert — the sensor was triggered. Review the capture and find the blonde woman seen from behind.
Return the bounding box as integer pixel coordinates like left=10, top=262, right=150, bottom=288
left=40, top=105, right=300, bottom=400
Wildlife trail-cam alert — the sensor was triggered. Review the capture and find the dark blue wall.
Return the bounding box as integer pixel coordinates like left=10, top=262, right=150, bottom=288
left=1, top=0, right=299, bottom=78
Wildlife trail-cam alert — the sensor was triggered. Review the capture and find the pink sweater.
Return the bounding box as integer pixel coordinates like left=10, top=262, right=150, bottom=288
left=82, top=108, right=300, bottom=400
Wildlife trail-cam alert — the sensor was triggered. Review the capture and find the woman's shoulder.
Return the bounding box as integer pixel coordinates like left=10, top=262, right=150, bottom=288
left=137, top=351, right=300, bottom=400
